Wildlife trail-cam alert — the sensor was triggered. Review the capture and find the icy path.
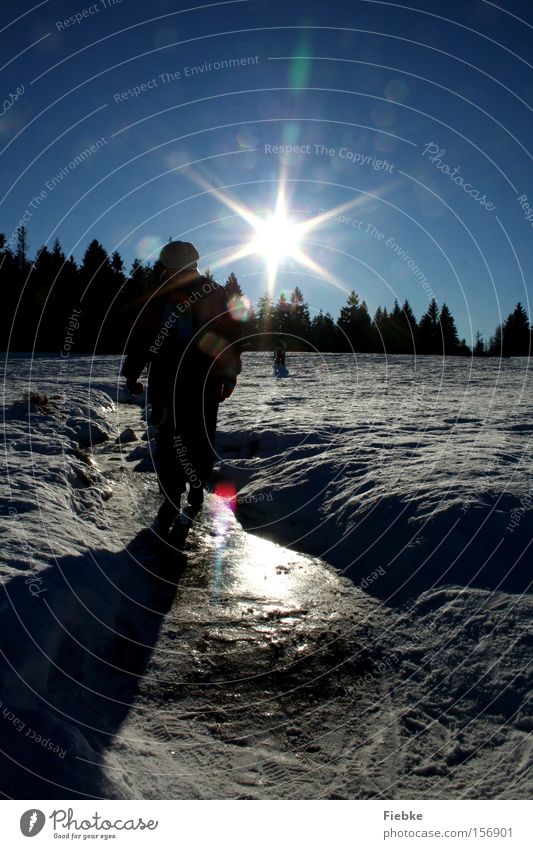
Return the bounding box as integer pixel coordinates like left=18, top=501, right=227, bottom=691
left=68, top=402, right=532, bottom=800
left=83, top=402, right=393, bottom=799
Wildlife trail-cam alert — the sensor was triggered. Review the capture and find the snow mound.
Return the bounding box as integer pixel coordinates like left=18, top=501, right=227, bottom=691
left=217, top=353, right=533, bottom=602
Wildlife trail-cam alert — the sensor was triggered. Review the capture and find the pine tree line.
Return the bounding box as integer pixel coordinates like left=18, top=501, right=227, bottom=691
left=227, top=276, right=531, bottom=357
left=1, top=228, right=530, bottom=357
left=0, top=228, right=165, bottom=353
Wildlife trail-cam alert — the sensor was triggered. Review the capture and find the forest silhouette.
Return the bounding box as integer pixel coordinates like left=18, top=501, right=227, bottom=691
left=1, top=227, right=531, bottom=358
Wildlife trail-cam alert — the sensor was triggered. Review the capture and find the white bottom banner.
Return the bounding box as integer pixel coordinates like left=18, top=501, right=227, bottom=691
left=2, top=800, right=531, bottom=847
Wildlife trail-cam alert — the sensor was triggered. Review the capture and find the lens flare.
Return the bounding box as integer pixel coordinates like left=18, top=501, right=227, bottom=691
left=136, top=235, right=163, bottom=261
left=228, top=294, right=251, bottom=322
left=214, top=481, right=237, bottom=512
left=385, top=79, right=409, bottom=103
left=211, top=481, right=237, bottom=602
left=276, top=289, right=292, bottom=306
left=197, top=331, right=226, bottom=358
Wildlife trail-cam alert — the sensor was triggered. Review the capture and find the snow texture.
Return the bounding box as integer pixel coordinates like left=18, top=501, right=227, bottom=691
left=0, top=353, right=531, bottom=799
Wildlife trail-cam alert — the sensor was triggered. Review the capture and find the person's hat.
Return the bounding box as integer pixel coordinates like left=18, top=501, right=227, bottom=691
left=159, top=240, right=199, bottom=271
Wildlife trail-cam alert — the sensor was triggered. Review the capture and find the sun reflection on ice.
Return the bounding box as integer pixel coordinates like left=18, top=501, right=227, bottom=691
left=241, top=533, right=305, bottom=601
left=211, top=482, right=237, bottom=601
left=210, top=485, right=307, bottom=604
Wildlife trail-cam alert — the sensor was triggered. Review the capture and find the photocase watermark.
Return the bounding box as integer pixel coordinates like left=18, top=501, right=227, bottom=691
left=461, top=491, right=480, bottom=513
left=25, top=575, right=47, bottom=597
left=317, top=208, right=435, bottom=299
left=7, top=506, right=42, bottom=584
left=50, top=807, right=158, bottom=834
left=173, top=433, right=202, bottom=490
left=404, top=613, right=439, bottom=646
left=53, top=305, right=82, bottom=400
left=20, top=806, right=159, bottom=838
left=45, top=137, right=108, bottom=192
left=113, top=55, right=261, bottom=103
left=55, top=0, right=122, bottom=30
left=353, top=652, right=399, bottom=696
left=317, top=208, right=376, bottom=233
left=0, top=699, right=66, bottom=758
left=20, top=809, right=46, bottom=837
left=7, top=138, right=108, bottom=248
left=421, top=143, right=496, bottom=212
left=517, top=194, right=533, bottom=229
left=59, top=307, right=82, bottom=360
left=505, top=491, right=532, bottom=534
left=0, top=83, right=24, bottom=117
left=264, top=143, right=395, bottom=172
left=182, top=55, right=260, bottom=78
left=7, top=191, right=47, bottom=248
left=360, top=565, right=386, bottom=590
left=149, top=280, right=216, bottom=354
left=383, top=235, right=434, bottom=299
left=235, top=491, right=273, bottom=504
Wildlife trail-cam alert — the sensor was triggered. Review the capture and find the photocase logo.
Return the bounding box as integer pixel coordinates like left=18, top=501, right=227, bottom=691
left=20, top=810, right=46, bottom=837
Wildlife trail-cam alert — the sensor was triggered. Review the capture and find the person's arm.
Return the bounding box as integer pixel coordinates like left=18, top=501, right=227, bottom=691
left=205, top=285, right=244, bottom=399
left=120, top=299, right=156, bottom=394
left=121, top=353, right=146, bottom=395
left=218, top=328, right=243, bottom=399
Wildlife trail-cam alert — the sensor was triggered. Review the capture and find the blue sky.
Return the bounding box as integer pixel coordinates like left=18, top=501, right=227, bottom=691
left=1, top=0, right=532, bottom=341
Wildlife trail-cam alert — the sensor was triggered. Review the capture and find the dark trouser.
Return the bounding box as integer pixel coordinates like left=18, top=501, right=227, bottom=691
left=150, top=378, right=220, bottom=508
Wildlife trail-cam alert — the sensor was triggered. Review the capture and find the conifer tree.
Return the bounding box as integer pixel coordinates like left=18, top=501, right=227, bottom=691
left=337, top=291, right=372, bottom=351
left=15, top=225, right=29, bottom=275
left=224, top=272, right=243, bottom=298
left=418, top=298, right=440, bottom=354
left=473, top=331, right=485, bottom=357
left=439, top=303, right=460, bottom=355
left=1, top=236, right=20, bottom=348
left=256, top=293, right=274, bottom=349
left=310, top=310, right=339, bottom=351
left=401, top=300, right=418, bottom=352
left=488, top=324, right=503, bottom=357
left=502, top=302, right=530, bottom=357
left=287, top=287, right=311, bottom=347
left=79, top=240, right=116, bottom=351
left=272, top=291, right=290, bottom=336
left=30, top=245, right=58, bottom=349
left=385, top=299, right=405, bottom=352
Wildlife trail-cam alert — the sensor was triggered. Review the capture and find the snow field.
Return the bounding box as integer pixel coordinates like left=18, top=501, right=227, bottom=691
left=0, top=353, right=531, bottom=799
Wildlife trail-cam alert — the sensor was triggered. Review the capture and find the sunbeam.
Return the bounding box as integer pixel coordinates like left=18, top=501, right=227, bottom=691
left=180, top=165, right=396, bottom=292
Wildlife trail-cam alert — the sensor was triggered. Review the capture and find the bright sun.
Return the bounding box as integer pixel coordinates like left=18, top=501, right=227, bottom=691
left=187, top=167, right=372, bottom=293
left=251, top=212, right=301, bottom=265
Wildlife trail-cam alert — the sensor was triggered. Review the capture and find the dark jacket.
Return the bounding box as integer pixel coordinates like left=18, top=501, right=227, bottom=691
left=121, top=275, right=243, bottom=403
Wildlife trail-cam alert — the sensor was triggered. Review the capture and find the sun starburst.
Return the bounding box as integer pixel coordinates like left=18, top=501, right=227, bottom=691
left=247, top=188, right=302, bottom=290
left=181, top=165, right=388, bottom=293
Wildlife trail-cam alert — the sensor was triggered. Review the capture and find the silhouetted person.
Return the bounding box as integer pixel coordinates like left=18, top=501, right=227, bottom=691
left=122, top=241, right=243, bottom=535
left=273, top=341, right=286, bottom=367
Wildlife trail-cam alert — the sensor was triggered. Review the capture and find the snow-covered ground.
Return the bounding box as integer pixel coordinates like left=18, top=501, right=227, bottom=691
left=0, top=353, right=531, bottom=799
left=218, top=353, right=533, bottom=600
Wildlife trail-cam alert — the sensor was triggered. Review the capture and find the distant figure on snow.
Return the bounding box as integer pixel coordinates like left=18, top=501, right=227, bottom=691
left=273, top=341, right=286, bottom=367
left=121, top=241, right=243, bottom=537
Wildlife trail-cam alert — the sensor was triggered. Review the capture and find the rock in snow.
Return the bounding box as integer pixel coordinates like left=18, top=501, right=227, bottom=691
left=66, top=417, right=110, bottom=447
left=116, top=427, right=138, bottom=444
